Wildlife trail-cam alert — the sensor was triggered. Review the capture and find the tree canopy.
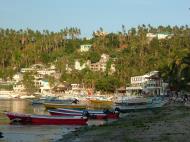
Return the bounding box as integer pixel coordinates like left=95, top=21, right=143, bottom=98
left=0, top=25, right=190, bottom=92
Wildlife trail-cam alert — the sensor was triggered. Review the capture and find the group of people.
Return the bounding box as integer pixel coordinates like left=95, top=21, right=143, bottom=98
left=168, top=91, right=190, bottom=103
left=0, top=132, right=3, bottom=138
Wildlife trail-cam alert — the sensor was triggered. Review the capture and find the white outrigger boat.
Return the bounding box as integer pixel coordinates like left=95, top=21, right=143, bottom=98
left=115, top=96, right=168, bottom=113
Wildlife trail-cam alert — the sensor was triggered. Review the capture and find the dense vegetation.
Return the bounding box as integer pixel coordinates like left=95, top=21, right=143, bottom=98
left=0, top=25, right=190, bottom=92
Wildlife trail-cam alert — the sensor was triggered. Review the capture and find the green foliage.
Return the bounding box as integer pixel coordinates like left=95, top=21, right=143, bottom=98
left=95, top=76, right=119, bottom=92
left=0, top=25, right=190, bottom=92
left=22, top=72, right=37, bottom=94
left=88, top=51, right=101, bottom=63
left=0, top=84, right=13, bottom=90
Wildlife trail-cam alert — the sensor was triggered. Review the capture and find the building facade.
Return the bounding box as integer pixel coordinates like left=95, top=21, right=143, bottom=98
left=127, top=71, right=168, bottom=96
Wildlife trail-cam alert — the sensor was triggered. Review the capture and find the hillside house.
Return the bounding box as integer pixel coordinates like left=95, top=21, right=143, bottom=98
left=80, top=44, right=92, bottom=52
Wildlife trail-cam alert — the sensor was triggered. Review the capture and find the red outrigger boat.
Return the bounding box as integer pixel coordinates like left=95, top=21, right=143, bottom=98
left=48, top=108, right=119, bottom=119
left=5, top=112, right=88, bottom=125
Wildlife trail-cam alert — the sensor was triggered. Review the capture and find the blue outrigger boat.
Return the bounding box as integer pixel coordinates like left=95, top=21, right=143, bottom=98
left=31, top=96, right=74, bottom=105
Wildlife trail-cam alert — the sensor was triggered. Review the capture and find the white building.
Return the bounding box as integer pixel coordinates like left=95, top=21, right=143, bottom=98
left=70, top=84, right=84, bottom=95
left=74, top=60, right=86, bottom=71
left=13, top=82, right=25, bottom=93
left=88, top=54, right=116, bottom=73
left=157, top=33, right=171, bottom=40
left=39, top=80, right=51, bottom=94
left=127, top=71, right=168, bottom=96
left=21, top=64, right=46, bottom=73
left=88, top=54, right=110, bottom=72
left=80, top=44, right=92, bottom=52
left=13, top=73, right=23, bottom=83
left=21, top=68, right=35, bottom=73
left=146, top=33, right=173, bottom=41
left=37, top=69, right=56, bottom=76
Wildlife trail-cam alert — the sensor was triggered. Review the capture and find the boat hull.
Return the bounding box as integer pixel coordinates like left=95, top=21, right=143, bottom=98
left=48, top=109, right=119, bottom=119
left=88, top=99, right=113, bottom=109
left=44, top=103, right=86, bottom=110
left=30, top=115, right=87, bottom=125
left=116, top=100, right=168, bottom=113
left=5, top=112, right=88, bottom=125
left=5, top=112, right=31, bottom=123
left=89, top=99, right=113, bottom=105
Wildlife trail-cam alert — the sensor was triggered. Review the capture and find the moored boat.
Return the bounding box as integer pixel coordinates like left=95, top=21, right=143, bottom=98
left=5, top=112, right=88, bottom=125
left=88, top=99, right=113, bottom=105
left=31, top=97, right=74, bottom=105
left=88, top=98, right=114, bottom=109
left=20, top=95, right=35, bottom=99
left=43, top=103, right=86, bottom=110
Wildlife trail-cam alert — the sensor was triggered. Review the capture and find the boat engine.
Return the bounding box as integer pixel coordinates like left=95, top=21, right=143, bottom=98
left=82, top=110, right=90, bottom=118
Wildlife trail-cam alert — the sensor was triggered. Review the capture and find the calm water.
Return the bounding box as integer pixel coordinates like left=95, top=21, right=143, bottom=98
left=0, top=99, right=105, bottom=142
left=0, top=99, right=47, bottom=124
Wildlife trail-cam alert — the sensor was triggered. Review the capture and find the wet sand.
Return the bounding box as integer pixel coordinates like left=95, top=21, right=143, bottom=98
left=0, top=125, right=79, bottom=142
left=0, top=114, right=106, bottom=142
left=57, top=105, right=190, bottom=142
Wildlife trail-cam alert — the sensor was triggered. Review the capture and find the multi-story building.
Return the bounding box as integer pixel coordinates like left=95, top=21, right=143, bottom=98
left=13, top=63, right=57, bottom=95
left=126, top=71, right=168, bottom=96
left=88, top=54, right=110, bottom=72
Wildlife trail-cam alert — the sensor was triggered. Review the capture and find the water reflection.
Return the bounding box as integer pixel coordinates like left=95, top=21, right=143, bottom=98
left=0, top=99, right=45, bottom=113
left=0, top=99, right=108, bottom=125
left=0, top=99, right=112, bottom=142
left=0, top=99, right=46, bottom=125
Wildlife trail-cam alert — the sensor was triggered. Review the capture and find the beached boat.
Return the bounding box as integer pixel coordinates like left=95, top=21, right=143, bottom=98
left=48, top=108, right=119, bottom=119
left=115, top=97, right=168, bottom=113
left=115, top=96, right=149, bottom=106
left=5, top=112, right=88, bottom=125
left=43, top=103, right=86, bottom=110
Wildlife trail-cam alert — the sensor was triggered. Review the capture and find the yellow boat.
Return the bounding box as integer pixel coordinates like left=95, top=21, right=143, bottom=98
left=88, top=99, right=114, bottom=109
left=88, top=99, right=113, bottom=105
left=44, top=103, right=86, bottom=110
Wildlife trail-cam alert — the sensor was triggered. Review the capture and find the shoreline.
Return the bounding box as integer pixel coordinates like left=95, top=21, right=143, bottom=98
left=57, top=105, right=190, bottom=142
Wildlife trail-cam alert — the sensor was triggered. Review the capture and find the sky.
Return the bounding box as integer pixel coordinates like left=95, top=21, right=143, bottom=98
left=0, top=0, right=190, bottom=37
